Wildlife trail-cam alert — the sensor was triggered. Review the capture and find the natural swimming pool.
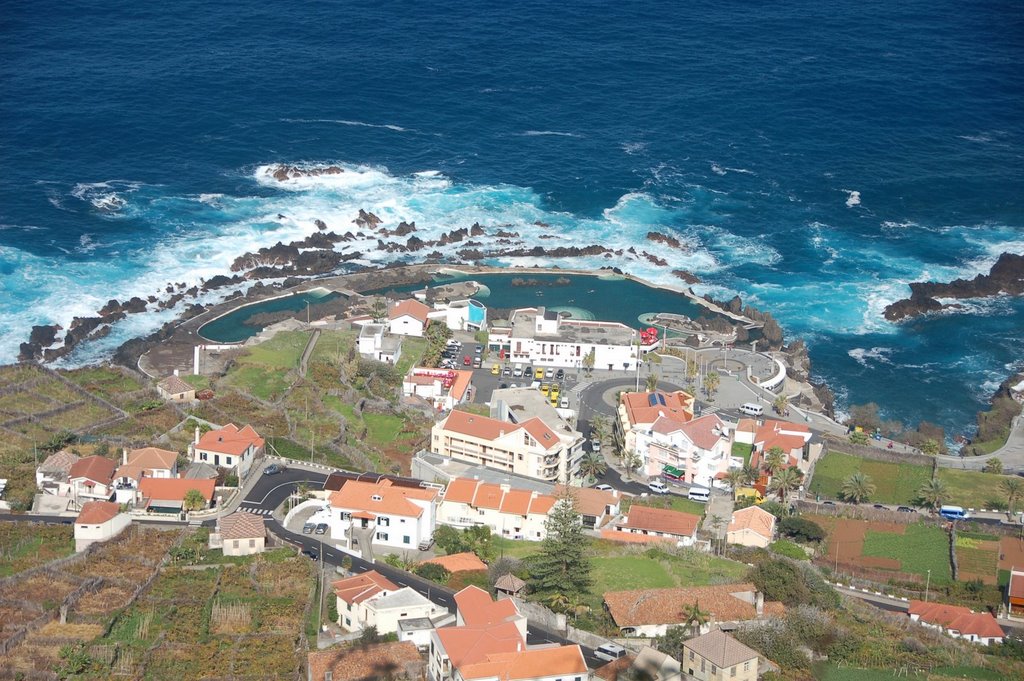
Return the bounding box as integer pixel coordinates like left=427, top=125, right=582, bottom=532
left=197, top=288, right=340, bottom=343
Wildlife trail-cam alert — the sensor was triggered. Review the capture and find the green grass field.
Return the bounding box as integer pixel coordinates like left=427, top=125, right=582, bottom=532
left=223, top=331, right=309, bottom=400
left=817, top=665, right=1001, bottom=681
left=624, top=495, right=708, bottom=517
left=861, top=523, right=952, bottom=583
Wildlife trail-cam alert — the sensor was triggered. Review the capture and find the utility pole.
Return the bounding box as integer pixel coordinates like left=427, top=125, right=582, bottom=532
left=925, top=569, right=931, bottom=602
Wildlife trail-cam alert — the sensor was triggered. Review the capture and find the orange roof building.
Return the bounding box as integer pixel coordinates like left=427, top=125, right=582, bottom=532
left=333, top=570, right=399, bottom=607
left=431, top=408, right=581, bottom=484
left=115, top=446, right=179, bottom=484
left=389, top=299, right=432, bottom=337
left=1008, top=567, right=1024, bottom=617
left=727, top=505, right=777, bottom=548
left=454, top=586, right=521, bottom=627
left=68, top=455, right=117, bottom=502
left=604, top=584, right=784, bottom=637
left=553, top=484, right=621, bottom=527
left=438, top=477, right=560, bottom=542
left=307, top=641, right=424, bottom=681
left=75, top=500, right=121, bottom=526
left=908, top=600, right=1004, bottom=645
left=328, top=478, right=440, bottom=553
left=422, top=551, right=488, bottom=574
left=613, top=505, right=701, bottom=546
left=138, top=477, right=215, bottom=512
left=74, top=500, right=130, bottom=552
left=191, top=423, right=264, bottom=476
left=402, top=367, right=474, bottom=411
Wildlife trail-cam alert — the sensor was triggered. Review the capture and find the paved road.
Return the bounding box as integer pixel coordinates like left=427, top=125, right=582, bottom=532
left=240, top=473, right=605, bottom=667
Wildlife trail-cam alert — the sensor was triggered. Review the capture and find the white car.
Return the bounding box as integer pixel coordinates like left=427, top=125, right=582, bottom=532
left=591, top=439, right=601, bottom=452
left=594, top=484, right=614, bottom=492
left=648, top=480, right=670, bottom=494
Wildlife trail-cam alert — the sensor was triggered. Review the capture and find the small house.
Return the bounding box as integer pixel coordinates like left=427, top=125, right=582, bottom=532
left=726, top=506, right=776, bottom=549
left=212, top=511, right=266, bottom=556
left=74, top=500, right=131, bottom=552
left=683, top=629, right=760, bottom=681
left=156, top=374, right=195, bottom=402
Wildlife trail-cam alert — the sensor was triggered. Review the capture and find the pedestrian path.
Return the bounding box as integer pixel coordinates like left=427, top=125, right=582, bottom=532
left=237, top=504, right=273, bottom=516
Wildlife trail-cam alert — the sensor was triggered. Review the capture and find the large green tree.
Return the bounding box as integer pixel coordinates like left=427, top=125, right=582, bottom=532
left=1002, top=478, right=1023, bottom=515
left=917, top=478, right=948, bottom=511
left=578, top=451, right=607, bottom=483
left=528, top=492, right=592, bottom=597
left=763, top=447, right=786, bottom=476
left=681, top=600, right=710, bottom=637
left=839, top=472, right=876, bottom=504
left=767, top=467, right=802, bottom=503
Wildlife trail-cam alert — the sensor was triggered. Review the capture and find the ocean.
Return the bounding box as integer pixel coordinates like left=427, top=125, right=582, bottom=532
left=1, top=1, right=1022, bottom=438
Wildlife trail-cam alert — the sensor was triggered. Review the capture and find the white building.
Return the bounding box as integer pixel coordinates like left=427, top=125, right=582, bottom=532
left=327, top=478, right=440, bottom=553
left=402, top=368, right=474, bottom=412
left=74, top=500, right=131, bottom=552
left=604, top=584, right=779, bottom=638
left=156, top=374, right=195, bottom=402
left=113, top=447, right=179, bottom=504
left=736, top=418, right=821, bottom=475
left=389, top=299, right=432, bottom=337
left=36, top=450, right=80, bottom=496
left=426, top=298, right=487, bottom=332
left=430, top=407, right=583, bottom=484
left=358, top=323, right=404, bottom=364
left=726, top=505, right=776, bottom=549
left=488, top=306, right=658, bottom=371
left=616, top=390, right=695, bottom=461
left=908, top=600, right=1004, bottom=646
left=190, top=423, right=264, bottom=479
left=333, top=570, right=399, bottom=632
left=68, top=456, right=117, bottom=504
left=211, top=511, right=266, bottom=556
left=438, top=477, right=558, bottom=541
left=632, top=413, right=736, bottom=487
left=332, top=570, right=448, bottom=635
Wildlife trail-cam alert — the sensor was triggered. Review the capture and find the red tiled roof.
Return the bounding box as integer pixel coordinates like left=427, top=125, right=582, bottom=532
left=474, top=483, right=505, bottom=510
left=332, top=570, right=398, bottom=605
left=1009, top=568, right=1024, bottom=600
left=619, top=505, right=700, bottom=538
left=460, top=645, right=588, bottom=681
left=423, top=552, right=488, bottom=573
left=620, top=390, right=694, bottom=428
left=499, top=488, right=534, bottom=515
left=728, top=505, right=776, bottom=540
left=436, top=621, right=523, bottom=669
left=157, top=375, right=193, bottom=395
left=76, top=500, right=121, bottom=525
left=68, top=456, right=116, bottom=485
left=600, top=529, right=675, bottom=545
left=554, top=485, right=619, bottom=519
left=908, top=600, right=1004, bottom=639
left=127, top=447, right=178, bottom=472
left=440, top=411, right=559, bottom=450
left=195, top=423, right=264, bottom=457
left=329, top=478, right=438, bottom=518
left=39, top=450, right=80, bottom=475
left=754, top=420, right=811, bottom=455
left=139, top=477, right=215, bottom=503
left=389, top=299, right=431, bottom=323
left=604, top=584, right=784, bottom=627
left=442, top=478, right=558, bottom=518
left=520, top=417, right=560, bottom=450
left=218, top=511, right=265, bottom=540
left=443, top=478, right=480, bottom=504
left=527, top=494, right=557, bottom=515
left=454, top=585, right=520, bottom=627
left=307, top=641, right=423, bottom=681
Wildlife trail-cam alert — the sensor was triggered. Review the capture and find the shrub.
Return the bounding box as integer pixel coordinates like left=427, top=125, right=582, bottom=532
left=414, top=562, right=451, bottom=584
left=770, top=540, right=809, bottom=561
left=734, top=620, right=809, bottom=670
left=778, top=517, right=826, bottom=543
left=747, top=558, right=839, bottom=610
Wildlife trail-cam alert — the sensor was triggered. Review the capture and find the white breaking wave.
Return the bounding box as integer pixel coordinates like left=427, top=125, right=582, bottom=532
left=521, top=130, right=582, bottom=138
left=280, top=118, right=415, bottom=133
left=620, top=141, right=647, bottom=155
left=847, top=346, right=895, bottom=368
left=843, top=189, right=861, bottom=207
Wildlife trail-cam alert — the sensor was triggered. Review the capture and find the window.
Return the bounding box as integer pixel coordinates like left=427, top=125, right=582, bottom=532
left=689, top=651, right=694, bottom=661
left=225, top=456, right=232, bottom=465
left=731, top=666, right=736, bottom=677
left=371, top=494, right=383, bottom=501
left=379, top=517, right=390, bottom=527
left=341, top=512, right=351, bottom=520
left=403, top=536, right=411, bottom=544
left=518, top=453, right=524, bottom=461
left=249, top=539, right=256, bottom=548
left=200, top=452, right=207, bottom=461
left=701, top=660, right=705, bottom=672
left=376, top=532, right=389, bottom=541
left=232, top=540, right=239, bottom=548
left=347, top=602, right=352, bottom=611
left=712, top=666, right=717, bottom=675
left=743, top=661, right=750, bottom=672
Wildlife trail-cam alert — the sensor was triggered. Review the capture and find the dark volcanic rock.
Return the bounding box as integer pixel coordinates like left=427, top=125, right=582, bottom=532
left=647, top=231, right=687, bottom=250
left=883, top=253, right=1024, bottom=321
left=354, top=209, right=383, bottom=229
left=672, top=270, right=701, bottom=284
left=392, top=221, right=416, bottom=237
left=267, top=164, right=343, bottom=182
left=19, top=324, right=63, bottom=360
left=470, top=223, right=486, bottom=237
left=641, top=251, right=669, bottom=267
left=437, top=228, right=470, bottom=245
left=314, top=219, right=328, bottom=231
left=202, top=274, right=245, bottom=292
left=494, top=229, right=519, bottom=238
left=406, top=236, right=427, bottom=251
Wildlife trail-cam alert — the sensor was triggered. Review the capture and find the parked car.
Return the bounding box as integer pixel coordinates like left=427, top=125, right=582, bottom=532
left=872, top=504, right=887, bottom=510
left=473, top=357, right=482, bottom=368
left=302, top=522, right=316, bottom=534
left=591, top=439, right=601, bottom=452
left=545, top=368, right=554, bottom=378
left=897, top=506, right=916, bottom=513
left=559, top=397, right=569, bottom=409
left=499, top=383, right=508, bottom=389
left=594, top=484, right=614, bottom=492
left=491, top=363, right=501, bottom=375
left=314, top=523, right=329, bottom=535
left=463, top=355, right=472, bottom=366
left=648, top=480, right=670, bottom=494
left=555, top=369, right=565, bottom=380
left=301, top=548, right=319, bottom=561
left=540, top=383, right=551, bottom=395
left=264, top=463, right=286, bottom=475
left=503, top=367, right=513, bottom=377
left=534, top=367, right=545, bottom=380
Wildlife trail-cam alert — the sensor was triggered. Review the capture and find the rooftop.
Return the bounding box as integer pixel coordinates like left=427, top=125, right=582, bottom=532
left=195, top=423, right=264, bottom=457
left=76, top=500, right=121, bottom=525
left=370, top=587, right=437, bottom=611
left=415, top=451, right=555, bottom=494
left=307, top=641, right=423, bottom=681
left=684, top=629, right=759, bottom=668
left=727, top=505, right=776, bottom=540
left=435, top=621, right=523, bottom=669
left=459, top=644, right=588, bottom=681
left=330, top=478, right=439, bottom=518
left=422, top=551, right=488, bottom=573
left=68, top=455, right=116, bottom=485
left=908, top=600, right=1004, bottom=639
left=620, top=390, right=695, bottom=428
left=442, top=477, right=558, bottom=517
left=333, top=570, right=398, bottom=605
left=39, top=449, right=80, bottom=475
left=439, top=410, right=561, bottom=451
left=553, top=484, right=620, bottom=519
left=491, top=387, right=580, bottom=440
left=454, top=585, right=520, bottom=627
left=389, top=298, right=431, bottom=323
left=509, top=307, right=644, bottom=346
left=157, top=374, right=193, bottom=395
left=126, top=446, right=178, bottom=471
left=618, top=505, right=701, bottom=538
left=218, top=511, right=266, bottom=540
left=604, top=584, right=784, bottom=627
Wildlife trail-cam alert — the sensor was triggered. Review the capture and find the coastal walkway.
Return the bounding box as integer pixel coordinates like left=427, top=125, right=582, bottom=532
left=935, top=413, right=1024, bottom=472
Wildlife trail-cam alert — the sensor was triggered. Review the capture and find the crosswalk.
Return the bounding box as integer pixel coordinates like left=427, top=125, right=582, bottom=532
left=237, top=505, right=272, bottom=516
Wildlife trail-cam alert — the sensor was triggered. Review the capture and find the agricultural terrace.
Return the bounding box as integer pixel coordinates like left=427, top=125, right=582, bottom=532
left=0, top=522, right=75, bottom=577
left=188, top=329, right=432, bottom=475
left=1, top=527, right=178, bottom=677
left=955, top=531, right=1001, bottom=585
left=809, top=451, right=1016, bottom=508
left=808, top=515, right=952, bottom=585
left=622, top=493, right=708, bottom=517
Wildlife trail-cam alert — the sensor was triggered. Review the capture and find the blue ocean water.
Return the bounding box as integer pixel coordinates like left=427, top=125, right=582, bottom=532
left=1, top=1, right=1022, bottom=437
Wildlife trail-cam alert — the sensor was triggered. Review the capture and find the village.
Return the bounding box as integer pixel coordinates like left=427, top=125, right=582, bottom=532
left=2, top=272, right=1024, bottom=681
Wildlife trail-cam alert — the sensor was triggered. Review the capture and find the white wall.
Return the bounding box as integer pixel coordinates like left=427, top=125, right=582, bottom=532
left=390, top=316, right=425, bottom=337
left=74, top=513, right=131, bottom=552
left=223, top=536, right=265, bottom=556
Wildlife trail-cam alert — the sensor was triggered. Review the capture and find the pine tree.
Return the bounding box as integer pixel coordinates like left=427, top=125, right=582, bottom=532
left=529, top=491, right=592, bottom=597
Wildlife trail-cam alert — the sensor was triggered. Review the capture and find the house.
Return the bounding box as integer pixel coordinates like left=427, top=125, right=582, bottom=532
left=683, top=629, right=760, bottom=681
left=610, top=505, right=701, bottom=547
left=332, top=570, right=447, bottom=635
left=190, top=423, right=264, bottom=479
left=632, top=412, right=736, bottom=487
left=553, top=484, right=621, bottom=528
left=426, top=298, right=487, bottom=332
left=726, top=506, right=776, bottom=548
left=211, top=511, right=266, bottom=556
left=327, top=478, right=440, bottom=553
left=603, top=584, right=783, bottom=637
left=430, top=587, right=588, bottom=681
left=74, top=500, right=131, bottom=552
left=389, top=299, right=432, bottom=337
left=438, top=477, right=557, bottom=541
left=68, top=455, right=117, bottom=503
left=138, top=477, right=216, bottom=514
left=358, top=323, right=403, bottom=364
left=737, top=419, right=820, bottom=474
left=36, top=449, right=80, bottom=496
left=333, top=570, right=399, bottom=631
left=398, top=612, right=458, bottom=650
left=156, top=374, right=195, bottom=402
left=421, top=552, right=488, bottom=574
left=907, top=600, right=1004, bottom=646
left=403, top=368, right=474, bottom=412
left=431, top=409, right=583, bottom=485
left=490, top=306, right=658, bottom=371
left=1007, top=567, right=1024, bottom=618
left=307, top=641, right=425, bottom=681
left=113, top=447, right=179, bottom=504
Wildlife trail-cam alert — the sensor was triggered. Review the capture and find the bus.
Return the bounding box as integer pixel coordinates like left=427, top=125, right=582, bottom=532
left=939, top=505, right=968, bottom=521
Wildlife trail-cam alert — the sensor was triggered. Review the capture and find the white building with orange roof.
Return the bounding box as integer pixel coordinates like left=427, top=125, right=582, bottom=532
left=615, top=390, right=695, bottom=455
left=112, top=446, right=180, bottom=503
left=745, top=419, right=820, bottom=474
left=328, top=478, right=440, bottom=552
left=431, top=409, right=582, bottom=484
left=726, top=505, right=776, bottom=548
left=403, top=368, right=474, bottom=412
left=632, top=412, right=736, bottom=486
left=389, top=299, right=432, bottom=337
left=907, top=599, right=1004, bottom=646
left=438, top=477, right=558, bottom=541
left=190, top=423, right=264, bottom=479
left=74, top=500, right=131, bottom=552
left=494, top=306, right=657, bottom=371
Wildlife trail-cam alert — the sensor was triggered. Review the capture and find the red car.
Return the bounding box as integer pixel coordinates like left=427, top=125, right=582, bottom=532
left=463, top=355, right=471, bottom=366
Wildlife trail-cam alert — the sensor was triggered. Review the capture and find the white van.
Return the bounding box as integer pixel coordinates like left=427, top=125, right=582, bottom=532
left=687, top=487, right=711, bottom=503
left=594, top=643, right=628, bottom=663
left=648, top=480, right=670, bottom=495
left=739, top=403, right=764, bottom=417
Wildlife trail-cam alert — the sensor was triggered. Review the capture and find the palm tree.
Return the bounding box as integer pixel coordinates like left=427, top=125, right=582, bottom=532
left=703, top=372, right=720, bottom=399
left=839, top=472, right=876, bottom=504
left=772, top=394, right=789, bottom=415
left=681, top=600, right=710, bottom=638
left=590, top=415, right=608, bottom=444
left=742, top=464, right=760, bottom=487
left=917, top=478, right=948, bottom=511
left=622, top=451, right=643, bottom=480
left=1002, top=478, right=1024, bottom=515
left=645, top=373, right=659, bottom=393
left=763, top=447, right=786, bottom=477
left=578, top=451, right=607, bottom=483
left=724, top=468, right=747, bottom=500
left=546, top=592, right=570, bottom=612
left=768, top=467, right=802, bottom=503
